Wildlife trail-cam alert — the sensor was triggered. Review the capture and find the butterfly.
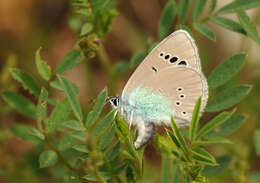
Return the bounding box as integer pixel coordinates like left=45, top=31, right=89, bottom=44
left=108, top=30, right=208, bottom=149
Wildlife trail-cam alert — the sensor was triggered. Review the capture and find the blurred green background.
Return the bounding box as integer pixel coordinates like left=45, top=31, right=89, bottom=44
left=0, top=0, right=260, bottom=182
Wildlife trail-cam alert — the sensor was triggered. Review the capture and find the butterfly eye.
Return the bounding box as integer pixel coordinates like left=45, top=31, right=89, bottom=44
left=170, top=57, right=178, bottom=63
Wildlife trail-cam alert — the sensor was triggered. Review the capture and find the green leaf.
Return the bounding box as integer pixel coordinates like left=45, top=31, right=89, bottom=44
left=11, top=125, right=41, bottom=144
left=80, top=23, right=93, bottom=35
left=82, top=172, right=112, bottom=181
left=206, top=85, right=252, bottom=112
left=254, top=130, right=260, bottom=155
left=115, top=114, right=129, bottom=140
left=56, top=50, right=84, bottom=74
left=166, top=130, right=181, bottom=148
left=129, top=51, right=146, bottom=69
left=58, top=75, right=83, bottom=121
left=2, top=90, right=36, bottom=118
left=193, top=23, right=216, bottom=41
left=113, top=61, right=130, bottom=73
left=98, top=124, right=116, bottom=151
left=161, top=154, right=170, bottom=183
left=237, top=10, right=260, bottom=45
left=58, top=133, right=79, bottom=151
left=211, top=16, right=246, bottom=35
left=36, top=88, right=48, bottom=131
left=196, top=112, right=232, bottom=140
left=35, top=48, right=52, bottom=81
left=105, top=141, right=120, bottom=161
left=39, top=150, right=58, bottom=168
left=93, top=110, right=115, bottom=136
left=206, top=114, right=246, bottom=137
left=170, top=116, right=189, bottom=160
left=69, top=131, right=86, bottom=142
left=85, top=88, right=107, bottom=127
left=208, top=53, right=246, bottom=88
left=10, top=68, right=41, bottom=96
left=189, top=97, right=201, bottom=142
left=218, top=0, right=260, bottom=14
left=192, top=0, right=207, bottom=20
left=177, top=0, right=190, bottom=24
left=159, top=0, right=175, bottom=39
left=72, top=144, right=88, bottom=153
left=50, top=80, right=80, bottom=94
left=194, top=137, right=231, bottom=146
left=63, top=120, right=85, bottom=131
left=28, top=127, right=45, bottom=140
left=203, top=155, right=232, bottom=176
left=192, top=147, right=217, bottom=166
left=46, top=98, right=71, bottom=133
left=209, top=0, right=217, bottom=13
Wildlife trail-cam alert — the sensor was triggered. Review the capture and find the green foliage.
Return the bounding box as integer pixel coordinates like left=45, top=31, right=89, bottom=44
left=39, top=150, right=58, bottom=168
left=211, top=16, right=246, bottom=35
left=237, top=10, right=260, bottom=44
left=85, top=88, right=107, bottom=127
left=254, top=130, right=260, bottom=155
left=189, top=97, right=201, bottom=142
left=46, top=98, right=71, bottom=133
left=177, top=0, right=189, bottom=24
left=10, top=68, right=41, bottom=97
left=0, top=0, right=256, bottom=182
left=35, top=48, right=52, bottom=81
left=206, top=85, right=251, bottom=112
left=80, top=23, right=93, bottom=36
left=208, top=53, right=246, bottom=88
left=36, top=88, right=48, bottom=131
left=2, top=90, right=36, bottom=118
left=193, top=23, right=216, bottom=41
left=207, top=114, right=246, bottom=137
left=58, top=75, right=83, bottom=121
left=203, top=155, right=232, bottom=177
left=217, top=0, right=260, bottom=14
left=192, top=0, right=207, bottom=21
left=159, top=0, right=175, bottom=39
left=56, top=50, right=84, bottom=74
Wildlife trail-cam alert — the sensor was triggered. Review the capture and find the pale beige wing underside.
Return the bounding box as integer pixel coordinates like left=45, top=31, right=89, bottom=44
left=123, top=66, right=208, bottom=126
left=122, top=30, right=201, bottom=97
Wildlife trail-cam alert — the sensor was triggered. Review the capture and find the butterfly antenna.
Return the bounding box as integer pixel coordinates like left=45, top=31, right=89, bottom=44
left=105, top=96, right=113, bottom=105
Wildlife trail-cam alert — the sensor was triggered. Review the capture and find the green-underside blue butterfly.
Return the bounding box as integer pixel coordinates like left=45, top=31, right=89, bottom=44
left=109, top=30, right=208, bottom=149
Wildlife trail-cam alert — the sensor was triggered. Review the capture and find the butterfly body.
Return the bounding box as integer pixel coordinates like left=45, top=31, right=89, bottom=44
left=109, top=30, right=208, bottom=149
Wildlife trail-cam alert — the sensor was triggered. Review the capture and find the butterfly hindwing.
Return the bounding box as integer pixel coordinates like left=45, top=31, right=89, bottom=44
left=136, top=66, right=208, bottom=126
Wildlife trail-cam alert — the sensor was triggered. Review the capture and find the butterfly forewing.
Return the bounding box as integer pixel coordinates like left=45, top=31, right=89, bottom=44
left=122, top=30, right=201, bottom=97
left=121, top=30, right=208, bottom=127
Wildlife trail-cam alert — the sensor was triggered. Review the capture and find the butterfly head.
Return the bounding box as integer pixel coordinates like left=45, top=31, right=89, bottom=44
left=108, top=96, right=120, bottom=109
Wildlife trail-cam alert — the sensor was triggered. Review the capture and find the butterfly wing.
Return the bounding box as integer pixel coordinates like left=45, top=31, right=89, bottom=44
left=134, top=66, right=208, bottom=126
left=122, top=30, right=202, bottom=97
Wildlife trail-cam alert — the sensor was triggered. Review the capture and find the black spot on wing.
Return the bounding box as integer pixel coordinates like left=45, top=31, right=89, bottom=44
left=178, top=61, right=187, bottom=66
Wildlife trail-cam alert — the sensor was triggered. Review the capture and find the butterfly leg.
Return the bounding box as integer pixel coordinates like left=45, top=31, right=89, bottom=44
left=134, top=119, right=155, bottom=149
